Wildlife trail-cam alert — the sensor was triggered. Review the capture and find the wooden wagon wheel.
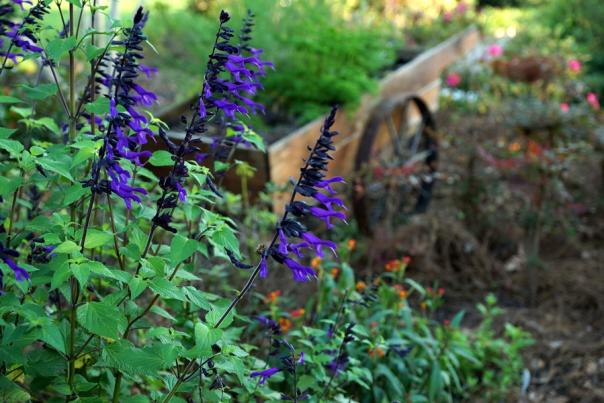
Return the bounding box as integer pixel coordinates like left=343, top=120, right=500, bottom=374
left=352, top=94, right=438, bottom=235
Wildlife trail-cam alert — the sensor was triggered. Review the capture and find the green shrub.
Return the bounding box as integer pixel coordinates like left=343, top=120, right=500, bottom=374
left=146, top=0, right=398, bottom=126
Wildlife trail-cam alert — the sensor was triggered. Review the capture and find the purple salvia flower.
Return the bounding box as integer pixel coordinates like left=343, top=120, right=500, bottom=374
left=283, top=258, right=316, bottom=283
left=83, top=7, right=154, bottom=208
left=0, top=0, right=48, bottom=73
left=0, top=243, right=28, bottom=282
left=250, top=367, right=280, bottom=385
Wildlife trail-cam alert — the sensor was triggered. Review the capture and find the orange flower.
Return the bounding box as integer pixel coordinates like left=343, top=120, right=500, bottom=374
left=398, top=289, right=408, bottom=299
left=265, top=290, right=281, bottom=303
left=384, top=259, right=401, bottom=272
left=508, top=142, right=521, bottom=153
left=356, top=281, right=366, bottom=292
left=527, top=140, right=543, bottom=158
left=311, top=256, right=322, bottom=270
left=279, top=317, right=292, bottom=333
left=347, top=239, right=356, bottom=251
left=290, top=308, right=305, bottom=318
left=331, top=268, right=339, bottom=278
left=369, top=347, right=385, bottom=359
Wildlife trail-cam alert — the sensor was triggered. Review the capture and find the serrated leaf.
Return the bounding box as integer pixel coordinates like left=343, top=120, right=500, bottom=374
left=54, top=240, right=79, bottom=254
left=84, top=97, right=110, bottom=115
left=148, top=150, right=173, bottom=167
left=77, top=301, right=126, bottom=339
left=63, top=183, right=89, bottom=206
left=37, top=156, right=74, bottom=181
left=83, top=229, right=113, bottom=249
left=169, top=234, right=197, bottom=265
left=206, top=308, right=233, bottom=329
left=149, top=277, right=184, bottom=301
left=72, top=263, right=91, bottom=287
left=46, top=36, right=78, bottom=61
left=104, top=340, right=180, bottom=376
left=0, top=138, right=23, bottom=156
left=84, top=44, right=105, bottom=61
left=210, top=226, right=239, bottom=256
left=40, top=323, right=66, bottom=354
left=129, top=276, right=146, bottom=299
left=20, top=83, right=58, bottom=100
left=0, top=127, right=16, bottom=138
left=192, top=322, right=222, bottom=357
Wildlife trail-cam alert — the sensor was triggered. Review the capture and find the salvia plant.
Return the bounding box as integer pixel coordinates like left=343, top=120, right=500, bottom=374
left=0, top=0, right=348, bottom=400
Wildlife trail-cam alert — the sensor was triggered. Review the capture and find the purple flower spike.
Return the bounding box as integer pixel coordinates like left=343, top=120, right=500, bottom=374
left=264, top=107, right=346, bottom=283
left=301, top=232, right=336, bottom=257
left=283, top=258, right=316, bottom=283
left=83, top=7, right=156, bottom=208
left=259, top=256, right=268, bottom=278
left=1, top=244, right=28, bottom=282
left=250, top=367, right=280, bottom=385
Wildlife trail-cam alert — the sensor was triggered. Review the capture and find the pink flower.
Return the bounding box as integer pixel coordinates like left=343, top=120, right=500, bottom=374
left=446, top=72, right=461, bottom=87
left=455, top=1, right=468, bottom=14
left=587, top=92, right=600, bottom=110
left=443, top=11, right=453, bottom=23
left=560, top=103, right=569, bottom=113
left=567, top=59, right=581, bottom=73
left=487, top=44, right=503, bottom=58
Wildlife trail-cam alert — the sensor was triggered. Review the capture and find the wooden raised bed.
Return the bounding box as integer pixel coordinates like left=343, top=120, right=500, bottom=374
left=157, top=26, right=480, bottom=210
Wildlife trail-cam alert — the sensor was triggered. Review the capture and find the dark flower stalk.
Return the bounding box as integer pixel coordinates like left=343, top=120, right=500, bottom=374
left=204, top=10, right=273, bottom=187
left=162, top=107, right=345, bottom=401
left=82, top=7, right=155, bottom=208
left=0, top=0, right=48, bottom=75
left=152, top=10, right=270, bottom=234
left=218, top=105, right=345, bottom=327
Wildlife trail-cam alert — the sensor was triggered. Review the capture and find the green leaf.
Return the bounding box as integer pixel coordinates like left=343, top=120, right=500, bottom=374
left=40, top=323, right=66, bottom=354
left=206, top=308, right=233, bottom=329
left=46, top=36, right=78, bottom=61
left=428, top=361, right=443, bottom=401
left=0, top=138, right=23, bottom=156
left=84, top=44, right=106, bottom=61
left=169, top=234, right=197, bottom=265
left=0, top=127, right=16, bottom=138
left=84, top=97, right=110, bottom=115
left=192, top=322, right=222, bottom=357
left=83, top=229, right=113, bottom=249
left=183, top=287, right=210, bottom=310
left=54, top=240, right=80, bottom=254
left=104, top=340, right=180, bottom=376
left=37, top=156, right=74, bottom=181
left=63, top=183, right=89, bottom=206
left=128, top=276, right=146, bottom=299
left=20, top=83, right=58, bottom=100
left=0, top=96, right=23, bottom=104
left=149, top=277, right=184, bottom=301
left=77, top=301, right=126, bottom=339
left=72, top=263, right=91, bottom=287
left=148, top=150, right=174, bottom=167
left=209, top=226, right=239, bottom=256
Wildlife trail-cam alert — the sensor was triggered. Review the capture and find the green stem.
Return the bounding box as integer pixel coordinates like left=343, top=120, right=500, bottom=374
left=6, top=187, right=20, bottom=246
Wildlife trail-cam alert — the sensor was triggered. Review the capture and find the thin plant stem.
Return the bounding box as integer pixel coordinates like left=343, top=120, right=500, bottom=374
left=6, top=187, right=20, bottom=245
left=42, top=52, right=71, bottom=117
left=106, top=194, right=124, bottom=270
